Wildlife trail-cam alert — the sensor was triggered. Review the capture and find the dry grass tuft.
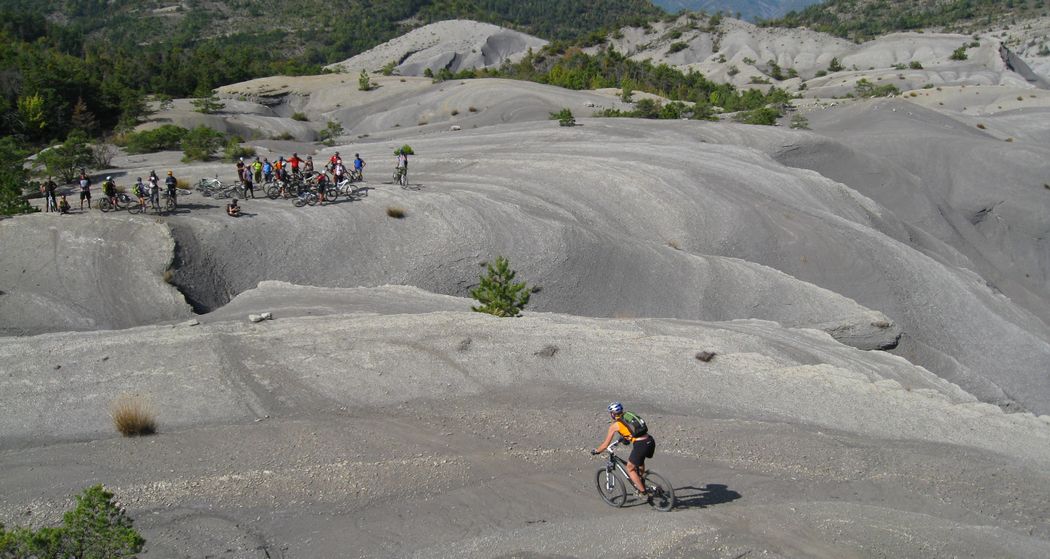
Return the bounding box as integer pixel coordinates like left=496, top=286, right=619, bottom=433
left=468, top=106, right=478, bottom=112
left=110, top=394, right=157, bottom=437
left=871, top=319, right=892, bottom=329
left=162, top=269, right=174, bottom=284
left=666, top=240, right=681, bottom=250
left=386, top=206, right=407, bottom=219
left=450, top=109, right=459, bottom=116
left=976, top=123, right=986, bottom=129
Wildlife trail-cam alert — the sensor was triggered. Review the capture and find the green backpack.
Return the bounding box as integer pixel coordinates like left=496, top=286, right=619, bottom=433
left=621, top=411, right=648, bottom=438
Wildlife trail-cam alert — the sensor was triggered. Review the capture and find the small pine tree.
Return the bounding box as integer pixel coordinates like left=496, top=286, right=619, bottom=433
left=471, top=256, right=530, bottom=317
left=550, top=108, right=575, bottom=127
left=358, top=70, right=372, bottom=91
left=190, top=86, right=224, bottom=114
left=828, top=57, right=844, bottom=72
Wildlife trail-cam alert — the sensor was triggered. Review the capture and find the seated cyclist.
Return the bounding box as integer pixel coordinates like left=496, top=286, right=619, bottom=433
left=226, top=198, right=240, bottom=217
left=592, top=402, right=655, bottom=496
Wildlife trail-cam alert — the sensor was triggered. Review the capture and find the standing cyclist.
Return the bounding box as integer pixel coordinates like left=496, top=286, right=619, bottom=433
left=592, top=402, right=655, bottom=496
left=165, top=171, right=178, bottom=209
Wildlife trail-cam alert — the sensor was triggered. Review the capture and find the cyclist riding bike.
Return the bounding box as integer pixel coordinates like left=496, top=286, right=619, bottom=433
left=592, top=402, right=655, bottom=496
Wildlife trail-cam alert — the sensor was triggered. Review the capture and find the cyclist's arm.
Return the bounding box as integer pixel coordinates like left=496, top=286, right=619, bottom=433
left=594, top=422, right=619, bottom=453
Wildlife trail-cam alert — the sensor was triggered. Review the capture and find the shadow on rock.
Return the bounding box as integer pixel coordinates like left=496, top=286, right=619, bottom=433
left=673, top=484, right=742, bottom=509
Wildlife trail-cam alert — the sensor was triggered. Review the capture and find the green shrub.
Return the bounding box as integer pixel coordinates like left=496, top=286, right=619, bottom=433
left=190, top=87, right=224, bottom=114
left=734, top=107, right=781, bottom=125
left=471, top=256, right=530, bottom=317
left=950, top=46, right=968, bottom=60
left=395, top=144, right=415, bottom=155
left=0, top=485, right=145, bottom=558
left=37, top=132, right=93, bottom=184
left=123, top=124, right=187, bottom=154
left=854, top=78, right=900, bottom=98
left=319, top=121, right=344, bottom=146
left=828, top=57, right=844, bottom=72
left=550, top=108, right=576, bottom=126
left=381, top=61, right=397, bottom=76
left=223, top=137, right=256, bottom=162
left=667, top=42, right=688, bottom=54
left=181, top=125, right=224, bottom=162
left=291, top=112, right=308, bottom=121
left=0, top=138, right=34, bottom=215
left=790, top=113, right=810, bottom=129
left=909, top=61, right=924, bottom=69
left=358, top=69, right=373, bottom=91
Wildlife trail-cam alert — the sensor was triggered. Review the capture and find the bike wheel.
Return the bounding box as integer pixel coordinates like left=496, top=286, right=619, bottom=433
left=306, top=192, right=319, bottom=206
left=595, top=468, right=628, bottom=508
left=98, top=198, right=111, bottom=212
left=400, top=172, right=408, bottom=187
left=266, top=184, right=279, bottom=199
left=293, top=196, right=306, bottom=208
left=325, top=187, right=339, bottom=202
left=127, top=202, right=143, bottom=215
left=644, top=472, right=675, bottom=512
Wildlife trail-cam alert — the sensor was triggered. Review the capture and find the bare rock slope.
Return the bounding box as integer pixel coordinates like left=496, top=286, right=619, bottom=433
left=2, top=285, right=1049, bottom=557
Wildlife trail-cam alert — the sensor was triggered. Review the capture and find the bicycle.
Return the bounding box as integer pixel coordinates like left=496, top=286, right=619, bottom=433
left=393, top=166, right=408, bottom=188
left=336, top=178, right=367, bottom=199
left=98, top=192, right=132, bottom=212
left=594, top=440, right=675, bottom=512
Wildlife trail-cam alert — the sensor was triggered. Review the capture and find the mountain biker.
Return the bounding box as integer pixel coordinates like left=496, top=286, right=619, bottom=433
left=274, top=157, right=286, bottom=181
left=333, top=160, right=346, bottom=184
left=288, top=152, right=303, bottom=178
left=262, top=158, right=273, bottom=182
left=58, top=194, right=70, bottom=214
left=132, top=178, right=147, bottom=210
left=102, top=176, right=117, bottom=209
left=353, top=153, right=365, bottom=181
left=304, top=155, right=314, bottom=174
left=43, top=177, right=58, bottom=212
left=235, top=157, right=246, bottom=185
left=395, top=149, right=408, bottom=184
left=226, top=198, right=240, bottom=217
left=252, top=157, right=263, bottom=184
left=329, top=151, right=342, bottom=169
left=147, top=174, right=160, bottom=209
left=78, top=171, right=92, bottom=210
left=242, top=166, right=255, bottom=198
left=592, top=402, right=655, bottom=496
left=165, top=171, right=177, bottom=208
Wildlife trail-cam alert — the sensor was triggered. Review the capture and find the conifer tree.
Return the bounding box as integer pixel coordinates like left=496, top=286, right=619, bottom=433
left=471, top=256, right=530, bottom=317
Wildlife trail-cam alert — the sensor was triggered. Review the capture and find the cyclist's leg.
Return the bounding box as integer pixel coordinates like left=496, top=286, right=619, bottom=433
left=627, top=438, right=654, bottom=493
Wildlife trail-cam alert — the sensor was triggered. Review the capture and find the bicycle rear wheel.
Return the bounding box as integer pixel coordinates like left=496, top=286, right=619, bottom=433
left=644, top=472, right=675, bottom=512
left=595, top=468, right=628, bottom=508
left=98, top=198, right=112, bottom=212
left=305, top=192, right=319, bottom=206
left=266, top=183, right=280, bottom=199
left=127, top=202, right=143, bottom=215
left=325, top=187, right=339, bottom=202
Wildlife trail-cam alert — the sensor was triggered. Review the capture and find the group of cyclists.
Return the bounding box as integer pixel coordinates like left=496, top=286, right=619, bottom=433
left=233, top=151, right=368, bottom=201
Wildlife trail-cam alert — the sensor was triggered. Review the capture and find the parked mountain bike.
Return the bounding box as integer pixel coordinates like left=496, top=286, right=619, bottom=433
left=336, top=178, right=367, bottom=199
left=197, top=177, right=240, bottom=199
left=594, top=440, right=675, bottom=512
left=98, top=192, right=132, bottom=212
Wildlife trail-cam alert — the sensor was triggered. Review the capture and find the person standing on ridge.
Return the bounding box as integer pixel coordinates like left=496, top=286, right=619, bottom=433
left=77, top=171, right=92, bottom=211
left=354, top=153, right=365, bottom=181
left=252, top=157, right=263, bottom=185
left=165, top=171, right=178, bottom=209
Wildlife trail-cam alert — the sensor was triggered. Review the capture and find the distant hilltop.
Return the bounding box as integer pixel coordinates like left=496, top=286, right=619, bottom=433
left=652, top=0, right=824, bottom=21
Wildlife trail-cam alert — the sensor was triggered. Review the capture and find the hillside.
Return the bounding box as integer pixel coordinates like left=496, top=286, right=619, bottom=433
left=769, top=0, right=1050, bottom=39
left=0, top=0, right=662, bottom=143
left=653, top=0, right=821, bottom=21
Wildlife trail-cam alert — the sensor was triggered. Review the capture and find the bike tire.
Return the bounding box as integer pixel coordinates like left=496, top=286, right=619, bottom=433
left=644, top=472, right=675, bottom=512
left=595, top=468, right=628, bottom=508
left=306, top=193, right=319, bottom=206
left=325, top=187, right=339, bottom=202
left=293, top=196, right=306, bottom=208
left=265, top=184, right=279, bottom=199
left=98, top=199, right=111, bottom=212
left=127, top=202, right=143, bottom=215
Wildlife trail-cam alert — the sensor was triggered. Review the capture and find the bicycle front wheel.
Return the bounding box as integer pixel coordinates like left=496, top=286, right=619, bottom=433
left=98, top=198, right=111, bottom=212
left=325, top=187, right=339, bottom=202
left=645, top=472, right=675, bottom=512
left=595, top=468, right=628, bottom=508
left=127, top=202, right=143, bottom=215
left=305, top=192, right=319, bottom=206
